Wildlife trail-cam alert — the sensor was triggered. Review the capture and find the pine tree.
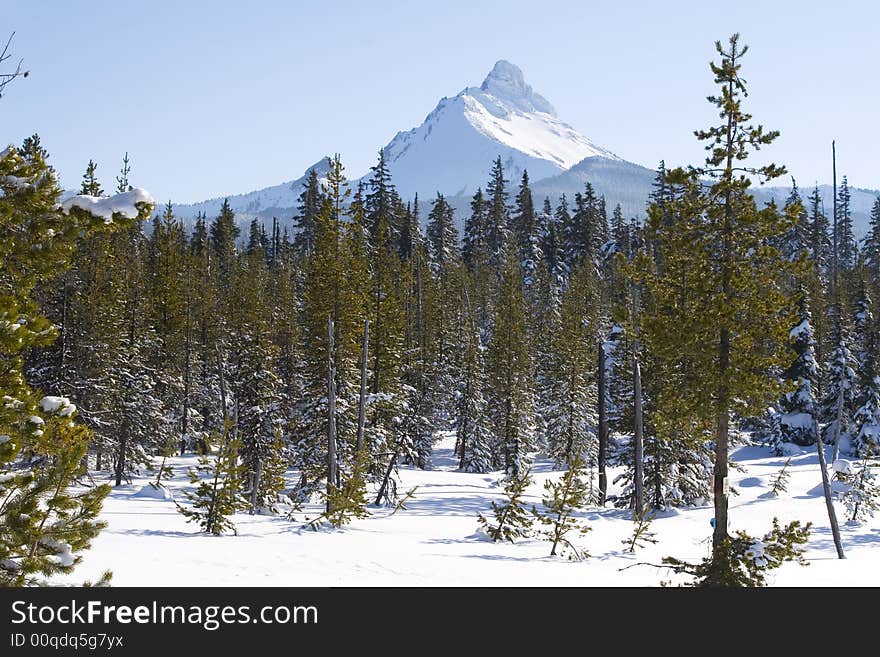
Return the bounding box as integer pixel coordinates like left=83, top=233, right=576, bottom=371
left=177, top=425, right=248, bottom=535
left=457, top=278, right=492, bottom=472
left=864, top=197, right=880, bottom=284
left=293, top=168, right=323, bottom=258
left=80, top=159, right=103, bottom=196
left=487, top=239, right=534, bottom=476
left=321, top=448, right=371, bottom=528
left=807, top=185, right=832, bottom=275
left=640, top=35, right=800, bottom=565
left=426, top=193, right=458, bottom=275
left=779, top=178, right=809, bottom=263
left=115, top=152, right=132, bottom=193
left=462, top=188, right=487, bottom=272
left=534, top=453, right=592, bottom=559
left=836, top=176, right=856, bottom=272
left=485, top=156, right=510, bottom=268
left=512, top=170, right=541, bottom=288
left=1, top=136, right=153, bottom=585
left=296, top=155, right=368, bottom=499
left=768, top=458, right=792, bottom=496
left=210, top=199, right=240, bottom=288
left=477, top=467, right=534, bottom=542
left=543, top=263, right=598, bottom=466
left=365, top=148, right=396, bottom=248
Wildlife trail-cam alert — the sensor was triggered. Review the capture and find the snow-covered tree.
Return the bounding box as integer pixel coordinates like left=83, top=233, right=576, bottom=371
left=776, top=299, right=819, bottom=448
left=852, top=376, right=880, bottom=457
left=821, top=311, right=857, bottom=451
left=543, top=263, right=598, bottom=466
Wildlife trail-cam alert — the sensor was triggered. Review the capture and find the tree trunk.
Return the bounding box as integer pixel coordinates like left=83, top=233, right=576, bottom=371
left=181, top=306, right=192, bottom=455
left=597, top=339, right=608, bottom=506
left=114, top=419, right=128, bottom=487
left=326, top=315, right=338, bottom=514
left=713, top=332, right=731, bottom=547
left=816, top=429, right=845, bottom=559
left=375, top=449, right=398, bottom=506
left=216, top=348, right=229, bottom=425
left=356, top=319, right=370, bottom=454
left=250, top=458, right=262, bottom=515
left=633, top=359, right=644, bottom=516
left=831, top=383, right=844, bottom=464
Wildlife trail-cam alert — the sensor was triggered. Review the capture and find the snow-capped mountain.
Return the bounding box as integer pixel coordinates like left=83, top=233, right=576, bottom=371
left=381, top=60, right=619, bottom=201
left=161, top=59, right=878, bottom=236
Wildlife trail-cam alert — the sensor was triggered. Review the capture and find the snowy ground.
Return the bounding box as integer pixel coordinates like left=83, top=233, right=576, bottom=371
left=58, top=433, right=880, bottom=586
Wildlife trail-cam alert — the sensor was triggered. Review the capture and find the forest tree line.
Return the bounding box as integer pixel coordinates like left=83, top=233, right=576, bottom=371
left=3, top=33, right=879, bottom=585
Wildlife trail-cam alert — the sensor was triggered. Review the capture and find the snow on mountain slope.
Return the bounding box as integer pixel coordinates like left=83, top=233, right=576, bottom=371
left=167, top=157, right=331, bottom=223
left=381, top=60, right=619, bottom=201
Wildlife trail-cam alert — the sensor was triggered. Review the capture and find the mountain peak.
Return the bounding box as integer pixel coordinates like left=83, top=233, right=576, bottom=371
left=481, top=60, right=526, bottom=92
left=477, top=59, right=555, bottom=116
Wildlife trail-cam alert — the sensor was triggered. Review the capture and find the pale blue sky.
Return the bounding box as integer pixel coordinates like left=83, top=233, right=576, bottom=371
left=3, top=0, right=878, bottom=203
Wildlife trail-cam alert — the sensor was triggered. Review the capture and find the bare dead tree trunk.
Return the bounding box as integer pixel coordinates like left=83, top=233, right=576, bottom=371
left=375, top=446, right=399, bottom=506
left=326, top=316, right=338, bottom=514
left=181, top=303, right=192, bottom=455
left=816, top=427, right=845, bottom=559
left=631, top=286, right=644, bottom=516
left=356, top=319, right=370, bottom=454
left=633, top=359, right=644, bottom=516
left=598, top=339, right=608, bottom=506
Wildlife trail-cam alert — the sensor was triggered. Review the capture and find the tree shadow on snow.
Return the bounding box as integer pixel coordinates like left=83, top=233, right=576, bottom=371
left=807, top=525, right=880, bottom=553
